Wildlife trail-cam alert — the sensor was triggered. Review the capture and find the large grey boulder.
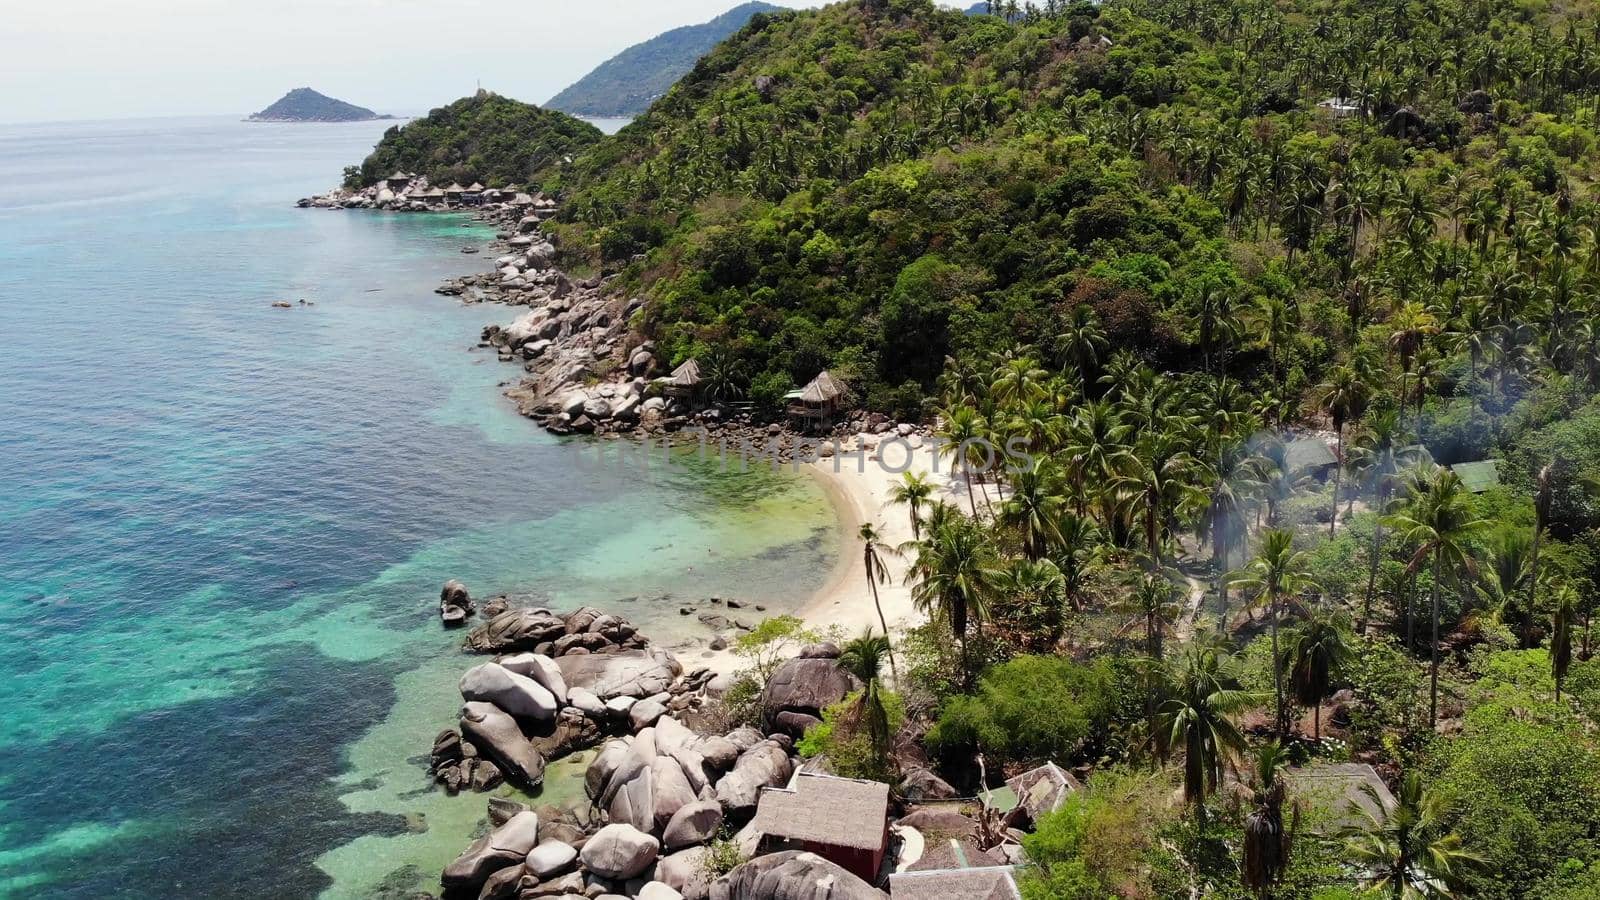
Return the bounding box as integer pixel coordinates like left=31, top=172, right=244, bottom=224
left=556, top=649, right=681, bottom=700
left=657, top=847, right=714, bottom=900
left=709, top=851, right=885, bottom=900
left=587, top=739, right=632, bottom=801
left=460, top=662, right=558, bottom=721
left=630, top=697, right=668, bottom=731
left=713, top=741, right=792, bottom=816
left=524, top=839, right=579, bottom=879
left=499, top=652, right=568, bottom=705
left=652, top=755, right=699, bottom=831
left=639, top=882, right=685, bottom=900
left=568, top=686, right=606, bottom=717
left=466, top=608, right=568, bottom=653
left=759, top=657, right=857, bottom=736
left=579, top=823, right=660, bottom=880
left=440, top=810, right=540, bottom=890
left=662, top=799, right=723, bottom=850
left=602, top=738, right=658, bottom=834
left=459, top=701, right=545, bottom=788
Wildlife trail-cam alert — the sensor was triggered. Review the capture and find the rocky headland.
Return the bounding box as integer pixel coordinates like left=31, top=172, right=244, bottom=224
left=420, top=581, right=980, bottom=900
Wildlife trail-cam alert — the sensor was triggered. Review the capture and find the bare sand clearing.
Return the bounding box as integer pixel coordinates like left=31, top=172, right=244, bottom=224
left=696, top=434, right=974, bottom=677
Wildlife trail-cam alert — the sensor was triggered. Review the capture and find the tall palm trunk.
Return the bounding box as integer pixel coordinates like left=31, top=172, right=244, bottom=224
left=1429, top=552, right=1442, bottom=728
left=866, top=575, right=898, bottom=681
left=1360, top=486, right=1388, bottom=635
left=1526, top=523, right=1544, bottom=649
left=1329, top=426, right=1344, bottom=537
left=1270, top=588, right=1287, bottom=742
left=1215, top=517, right=1230, bottom=622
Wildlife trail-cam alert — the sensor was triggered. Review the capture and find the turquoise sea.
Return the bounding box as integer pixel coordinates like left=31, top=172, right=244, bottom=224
left=0, top=116, right=836, bottom=898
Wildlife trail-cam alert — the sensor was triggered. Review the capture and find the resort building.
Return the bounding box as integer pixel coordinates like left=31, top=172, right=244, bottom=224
left=750, top=769, right=891, bottom=883
left=786, top=370, right=847, bottom=431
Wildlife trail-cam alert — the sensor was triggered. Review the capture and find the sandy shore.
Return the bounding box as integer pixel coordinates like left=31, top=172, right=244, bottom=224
left=696, top=434, right=972, bottom=677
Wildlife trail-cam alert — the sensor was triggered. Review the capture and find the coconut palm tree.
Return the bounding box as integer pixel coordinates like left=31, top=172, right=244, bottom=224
left=1312, top=364, right=1372, bottom=536
left=1229, top=529, right=1319, bottom=741
left=1242, top=742, right=1298, bottom=896
left=936, top=406, right=991, bottom=516
left=838, top=630, right=893, bottom=774
left=1001, top=462, right=1065, bottom=560
left=858, top=523, right=899, bottom=681
left=906, top=517, right=1001, bottom=686
left=1154, top=644, right=1252, bottom=820
left=1206, top=439, right=1267, bottom=621
left=888, top=471, right=935, bottom=539
left=1062, top=400, right=1129, bottom=518
left=1119, top=567, right=1184, bottom=661
left=1385, top=470, right=1488, bottom=727
left=1349, top=411, right=1425, bottom=635
left=1049, top=511, right=1103, bottom=613
left=1345, top=772, right=1479, bottom=898
left=1286, top=607, right=1354, bottom=740
left=1526, top=461, right=1555, bottom=647
left=1553, top=581, right=1576, bottom=702
left=1057, top=303, right=1109, bottom=384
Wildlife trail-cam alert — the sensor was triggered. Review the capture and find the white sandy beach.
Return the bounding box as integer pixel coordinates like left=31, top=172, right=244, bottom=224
left=696, top=433, right=975, bottom=677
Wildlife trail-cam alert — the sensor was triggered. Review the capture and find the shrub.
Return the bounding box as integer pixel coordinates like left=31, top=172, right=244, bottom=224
left=925, top=655, right=1132, bottom=767
left=796, top=689, right=907, bottom=781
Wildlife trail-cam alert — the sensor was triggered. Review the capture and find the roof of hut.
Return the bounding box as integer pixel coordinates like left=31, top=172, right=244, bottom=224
left=670, top=359, right=702, bottom=387
left=798, top=369, right=846, bottom=403
left=1005, top=762, right=1081, bottom=824
left=444, top=182, right=466, bottom=192
left=466, top=182, right=485, bottom=191
left=750, top=770, right=889, bottom=852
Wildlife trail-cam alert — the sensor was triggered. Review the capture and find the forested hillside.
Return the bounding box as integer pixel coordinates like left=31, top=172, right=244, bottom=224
left=346, top=91, right=602, bottom=189
left=545, top=0, right=1600, bottom=421
left=545, top=2, right=785, bottom=117
left=528, top=9, right=1600, bottom=891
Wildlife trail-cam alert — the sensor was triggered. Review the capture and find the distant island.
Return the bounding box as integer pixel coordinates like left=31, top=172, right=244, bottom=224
left=545, top=1, right=785, bottom=118
left=247, top=88, right=394, bottom=123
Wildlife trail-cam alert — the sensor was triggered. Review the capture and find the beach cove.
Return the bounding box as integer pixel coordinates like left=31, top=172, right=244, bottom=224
left=0, top=116, right=845, bottom=898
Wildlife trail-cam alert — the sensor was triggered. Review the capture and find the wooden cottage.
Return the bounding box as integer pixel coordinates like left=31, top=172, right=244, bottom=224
left=1451, top=460, right=1502, bottom=493
left=383, top=171, right=413, bottom=192
left=462, top=182, right=485, bottom=205
left=1003, top=762, right=1082, bottom=830
left=751, top=770, right=890, bottom=883
left=787, top=370, right=847, bottom=430
left=1283, top=762, right=1397, bottom=834
left=443, top=182, right=467, bottom=203
left=662, top=359, right=703, bottom=404
left=1285, top=435, right=1339, bottom=481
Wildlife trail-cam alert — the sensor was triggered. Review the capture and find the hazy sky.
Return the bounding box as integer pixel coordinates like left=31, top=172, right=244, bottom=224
left=0, top=0, right=845, bottom=123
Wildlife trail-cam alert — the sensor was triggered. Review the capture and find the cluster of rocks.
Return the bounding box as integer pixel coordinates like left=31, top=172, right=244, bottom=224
left=296, top=179, right=560, bottom=216
left=426, top=589, right=902, bottom=900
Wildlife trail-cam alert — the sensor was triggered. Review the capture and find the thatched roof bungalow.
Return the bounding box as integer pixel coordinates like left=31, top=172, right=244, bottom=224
left=787, top=370, right=847, bottom=430
left=750, top=769, right=890, bottom=882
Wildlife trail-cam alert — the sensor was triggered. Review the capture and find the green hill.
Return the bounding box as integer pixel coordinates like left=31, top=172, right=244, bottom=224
left=544, top=0, right=1600, bottom=416
left=546, top=2, right=786, bottom=118
left=346, top=91, right=603, bottom=189
left=249, top=88, right=390, bottom=122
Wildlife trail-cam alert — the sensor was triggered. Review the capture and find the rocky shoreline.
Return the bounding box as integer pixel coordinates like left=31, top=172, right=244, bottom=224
left=421, top=585, right=937, bottom=900
left=300, top=181, right=926, bottom=461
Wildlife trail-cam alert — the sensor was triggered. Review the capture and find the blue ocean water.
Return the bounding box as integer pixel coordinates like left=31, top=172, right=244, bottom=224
left=0, top=117, right=836, bottom=898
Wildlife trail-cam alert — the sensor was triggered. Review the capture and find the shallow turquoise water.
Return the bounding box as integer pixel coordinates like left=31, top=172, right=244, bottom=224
left=0, top=117, right=836, bottom=898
